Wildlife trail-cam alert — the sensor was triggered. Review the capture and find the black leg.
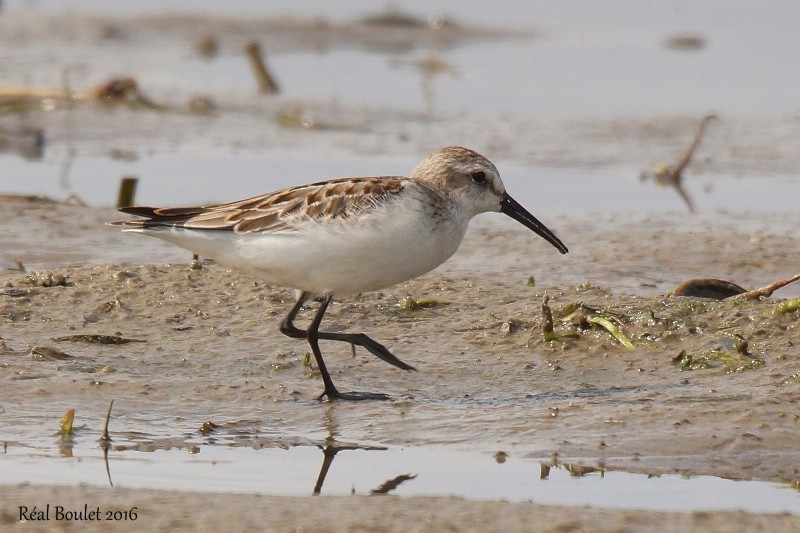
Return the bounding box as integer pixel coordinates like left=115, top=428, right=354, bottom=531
left=306, top=295, right=341, bottom=400
left=279, top=292, right=310, bottom=339
left=316, top=331, right=415, bottom=371
left=281, top=293, right=361, bottom=357
left=279, top=293, right=403, bottom=401
left=279, top=293, right=416, bottom=372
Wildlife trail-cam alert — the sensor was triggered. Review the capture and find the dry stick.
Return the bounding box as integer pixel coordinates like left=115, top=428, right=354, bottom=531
left=541, top=293, right=556, bottom=341
left=101, top=399, right=114, bottom=486
left=101, top=399, right=114, bottom=442
left=730, top=273, right=800, bottom=302
left=116, top=176, right=138, bottom=208
left=245, top=41, right=280, bottom=94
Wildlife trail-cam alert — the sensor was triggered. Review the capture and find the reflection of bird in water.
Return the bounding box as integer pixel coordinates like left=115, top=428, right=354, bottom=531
left=641, top=114, right=717, bottom=212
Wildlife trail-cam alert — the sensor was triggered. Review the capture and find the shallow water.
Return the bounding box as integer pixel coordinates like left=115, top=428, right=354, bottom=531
left=3, top=440, right=799, bottom=514
left=2, top=152, right=800, bottom=214
left=6, top=1, right=800, bottom=117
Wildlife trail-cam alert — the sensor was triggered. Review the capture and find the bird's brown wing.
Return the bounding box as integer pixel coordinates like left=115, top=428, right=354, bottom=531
left=113, top=176, right=409, bottom=233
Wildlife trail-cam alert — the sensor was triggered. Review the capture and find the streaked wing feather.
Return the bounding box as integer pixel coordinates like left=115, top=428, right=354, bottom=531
left=114, top=176, right=408, bottom=233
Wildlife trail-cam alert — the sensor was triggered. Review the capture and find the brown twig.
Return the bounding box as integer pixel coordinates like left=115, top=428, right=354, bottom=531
left=101, top=399, right=114, bottom=442
left=245, top=41, right=280, bottom=94
left=730, top=273, right=800, bottom=302
left=116, top=176, right=138, bottom=208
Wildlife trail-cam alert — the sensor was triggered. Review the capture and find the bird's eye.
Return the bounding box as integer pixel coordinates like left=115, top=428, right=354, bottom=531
left=471, top=171, right=487, bottom=184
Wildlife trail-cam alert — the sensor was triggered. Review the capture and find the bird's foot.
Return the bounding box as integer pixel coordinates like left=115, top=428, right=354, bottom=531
left=317, top=388, right=392, bottom=402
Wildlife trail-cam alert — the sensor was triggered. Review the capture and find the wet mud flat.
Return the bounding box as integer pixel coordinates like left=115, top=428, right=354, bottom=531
left=2, top=256, right=799, bottom=474
left=2, top=200, right=800, bottom=530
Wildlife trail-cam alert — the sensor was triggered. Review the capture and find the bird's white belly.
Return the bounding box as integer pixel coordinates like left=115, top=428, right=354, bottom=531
left=140, top=202, right=468, bottom=296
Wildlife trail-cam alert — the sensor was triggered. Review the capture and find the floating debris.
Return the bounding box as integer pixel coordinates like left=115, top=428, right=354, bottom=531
left=564, top=464, right=602, bottom=477
left=664, top=33, right=707, bottom=51
left=244, top=41, right=280, bottom=94
left=199, top=421, right=219, bottom=435
left=0, top=76, right=166, bottom=112
left=30, top=345, right=74, bottom=361
left=187, top=95, right=216, bottom=115
left=275, top=107, right=356, bottom=131
left=0, top=124, right=44, bottom=160
left=277, top=107, right=314, bottom=129
left=90, top=77, right=164, bottom=109
left=370, top=474, right=417, bottom=494
left=59, top=409, right=75, bottom=436
left=360, top=11, right=427, bottom=28
left=195, top=35, right=219, bottom=58
left=641, top=114, right=717, bottom=212
left=108, top=148, right=139, bottom=162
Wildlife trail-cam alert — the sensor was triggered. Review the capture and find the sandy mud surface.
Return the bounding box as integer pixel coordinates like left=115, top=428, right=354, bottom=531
left=2, top=199, right=800, bottom=530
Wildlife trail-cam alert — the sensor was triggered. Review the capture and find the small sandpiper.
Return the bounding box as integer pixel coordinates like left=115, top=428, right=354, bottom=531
left=113, top=146, right=568, bottom=400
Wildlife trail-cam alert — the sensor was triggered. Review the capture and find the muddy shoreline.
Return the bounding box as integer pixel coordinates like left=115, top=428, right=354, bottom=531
left=3, top=197, right=800, bottom=481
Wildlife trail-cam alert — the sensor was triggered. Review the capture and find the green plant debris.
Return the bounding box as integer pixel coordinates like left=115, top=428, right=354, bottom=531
left=59, top=409, right=75, bottom=435
left=768, top=298, right=800, bottom=315
left=782, top=372, right=800, bottom=385
left=542, top=294, right=556, bottom=341
left=690, top=349, right=766, bottom=374
left=672, top=349, right=710, bottom=370
left=199, top=421, right=219, bottom=435
left=276, top=107, right=315, bottom=129
left=564, top=464, right=602, bottom=477
left=53, top=334, right=145, bottom=345
left=271, top=360, right=297, bottom=371
left=397, top=296, right=449, bottom=311
left=560, top=302, right=596, bottom=322
left=526, top=276, right=535, bottom=287
left=586, top=315, right=635, bottom=349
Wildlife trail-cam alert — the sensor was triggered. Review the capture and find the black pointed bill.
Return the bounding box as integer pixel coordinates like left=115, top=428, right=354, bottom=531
left=500, top=193, right=568, bottom=254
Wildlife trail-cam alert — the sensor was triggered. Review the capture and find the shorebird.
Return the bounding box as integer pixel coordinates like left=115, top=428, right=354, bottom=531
left=113, top=146, right=568, bottom=400
left=642, top=114, right=717, bottom=212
